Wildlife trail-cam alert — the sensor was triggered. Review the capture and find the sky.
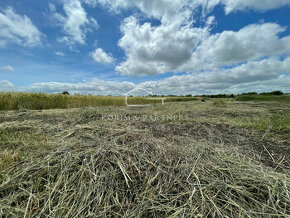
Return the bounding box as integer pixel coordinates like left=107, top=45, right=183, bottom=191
left=0, top=0, right=290, bottom=95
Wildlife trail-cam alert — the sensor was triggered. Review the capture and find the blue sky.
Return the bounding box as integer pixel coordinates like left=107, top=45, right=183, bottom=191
left=0, top=0, right=290, bottom=95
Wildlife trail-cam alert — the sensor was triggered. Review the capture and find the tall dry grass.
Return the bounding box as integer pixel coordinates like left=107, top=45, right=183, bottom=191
left=0, top=92, right=166, bottom=110
left=0, top=92, right=201, bottom=111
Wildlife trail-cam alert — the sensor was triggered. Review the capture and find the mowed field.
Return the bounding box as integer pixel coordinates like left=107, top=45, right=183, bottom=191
left=0, top=97, right=289, bottom=217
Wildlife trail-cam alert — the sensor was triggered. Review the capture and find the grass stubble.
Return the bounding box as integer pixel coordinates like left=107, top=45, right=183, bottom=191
left=0, top=100, right=289, bottom=217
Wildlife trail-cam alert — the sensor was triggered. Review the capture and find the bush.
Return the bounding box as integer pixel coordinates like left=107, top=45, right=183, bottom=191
left=62, top=91, right=70, bottom=95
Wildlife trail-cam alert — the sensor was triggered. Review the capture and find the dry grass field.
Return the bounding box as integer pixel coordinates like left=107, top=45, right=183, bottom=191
left=0, top=98, right=289, bottom=217
left=0, top=92, right=199, bottom=110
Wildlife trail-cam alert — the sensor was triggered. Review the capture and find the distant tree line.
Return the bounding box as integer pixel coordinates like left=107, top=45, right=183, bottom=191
left=62, top=91, right=70, bottom=95
left=241, top=90, right=284, bottom=96
left=198, top=94, right=235, bottom=98
left=60, top=90, right=284, bottom=97
left=149, top=94, right=193, bottom=97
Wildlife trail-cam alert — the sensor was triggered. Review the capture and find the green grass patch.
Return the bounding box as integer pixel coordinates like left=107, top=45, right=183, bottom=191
left=233, top=114, right=290, bottom=132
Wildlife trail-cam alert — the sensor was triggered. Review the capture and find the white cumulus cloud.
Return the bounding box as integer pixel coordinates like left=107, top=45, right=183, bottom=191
left=116, top=17, right=290, bottom=77
left=92, top=48, right=114, bottom=64
left=182, top=23, right=290, bottom=72
left=81, top=0, right=290, bottom=77
left=116, top=16, right=209, bottom=76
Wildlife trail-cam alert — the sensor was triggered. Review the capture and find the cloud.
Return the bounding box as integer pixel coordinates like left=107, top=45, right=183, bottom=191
left=0, top=7, right=43, bottom=47
left=82, top=0, right=98, bottom=7
left=80, top=1, right=290, bottom=77
left=0, top=65, right=14, bottom=72
left=222, top=0, right=290, bottom=14
left=1, top=1, right=289, bottom=95
left=51, top=0, right=98, bottom=47
left=116, top=19, right=290, bottom=76
left=2, top=57, right=290, bottom=95
left=116, top=16, right=209, bottom=76
left=95, top=0, right=193, bottom=24
left=55, top=51, right=66, bottom=56
left=93, top=0, right=217, bottom=23
left=182, top=23, right=290, bottom=72
left=92, top=48, right=114, bottom=64
left=89, top=17, right=99, bottom=29
left=27, top=79, right=135, bottom=95
left=58, top=0, right=88, bottom=45
left=139, top=57, right=290, bottom=95
left=90, top=0, right=290, bottom=22
left=0, top=80, right=15, bottom=91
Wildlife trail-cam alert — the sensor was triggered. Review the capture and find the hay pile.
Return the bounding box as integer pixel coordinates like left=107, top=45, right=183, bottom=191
left=0, top=136, right=289, bottom=217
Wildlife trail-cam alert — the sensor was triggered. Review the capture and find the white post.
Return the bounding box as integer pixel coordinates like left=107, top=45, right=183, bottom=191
left=125, top=95, right=128, bottom=106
